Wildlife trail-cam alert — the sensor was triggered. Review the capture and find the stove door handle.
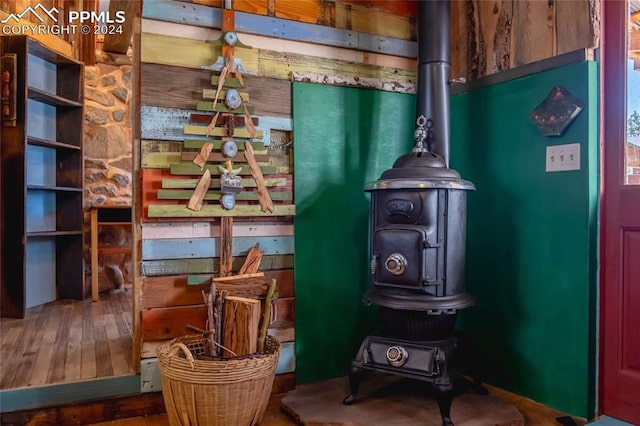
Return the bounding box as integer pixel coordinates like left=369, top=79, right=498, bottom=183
left=370, top=255, right=378, bottom=274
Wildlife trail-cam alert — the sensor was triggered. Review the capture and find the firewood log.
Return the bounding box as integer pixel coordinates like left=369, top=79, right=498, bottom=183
left=222, top=296, right=261, bottom=357
left=238, top=243, right=264, bottom=274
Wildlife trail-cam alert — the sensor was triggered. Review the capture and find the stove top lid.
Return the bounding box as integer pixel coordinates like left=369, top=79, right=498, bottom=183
left=364, top=149, right=476, bottom=191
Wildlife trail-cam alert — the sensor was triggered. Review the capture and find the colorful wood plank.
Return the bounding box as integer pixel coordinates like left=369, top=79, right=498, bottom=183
left=141, top=105, right=290, bottom=144
left=141, top=32, right=258, bottom=73
left=141, top=32, right=416, bottom=84
left=292, top=71, right=416, bottom=94
left=141, top=1, right=417, bottom=57
left=211, top=75, right=245, bottom=88
left=141, top=254, right=294, bottom=276
left=160, top=176, right=287, bottom=189
left=141, top=63, right=291, bottom=116
left=183, top=124, right=261, bottom=138
left=334, top=2, right=415, bottom=41
left=194, top=101, right=255, bottom=114
left=181, top=151, right=270, bottom=163
left=141, top=269, right=294, bottom=309
left=141, top=236, right=294, bottom=260
left=141, top=140, right=270, bottom=169
left=189, top=113, right=258, bottom=126
left=157, top=189, right=293, bottom=201
left=141, top=222, right=294, bottom=239
left=183, top=139, right=266, bottom=150
left=141, top=18, right=415, bottom=73
left=169, top=162, right=276, bottom=176
left=141, top=140, right=182, bottom=169
left=141, top=305, right=208, bottom=340
left=0, top=375, right=141, bottom=413
left=147, top=204, right=295, bottom=218
left=141, top=298, right=293, bottom=340
left=141, top=169, right=292, bottom=220
left=202, top=88, right=249, bottom=101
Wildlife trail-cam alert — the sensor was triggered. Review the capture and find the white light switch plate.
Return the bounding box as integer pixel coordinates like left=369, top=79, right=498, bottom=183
left=546, top=143, right=580, bottom=172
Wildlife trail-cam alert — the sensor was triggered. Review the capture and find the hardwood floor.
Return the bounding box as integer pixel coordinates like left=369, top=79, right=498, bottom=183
left=87, top=390, right=587, bottom=426
left=0, top=289, right=133, bottom=390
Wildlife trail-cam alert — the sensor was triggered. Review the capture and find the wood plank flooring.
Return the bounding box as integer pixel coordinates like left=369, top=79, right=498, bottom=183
left=87, top=390, right=587, bottom=426
left=0, top=289, right=132, bottom=390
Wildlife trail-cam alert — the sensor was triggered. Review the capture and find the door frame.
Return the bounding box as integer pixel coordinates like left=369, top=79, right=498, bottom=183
left=600, top=0, right=640, bottom=422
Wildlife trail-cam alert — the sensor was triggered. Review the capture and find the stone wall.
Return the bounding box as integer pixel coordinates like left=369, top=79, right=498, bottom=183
left=83, top=63, right=134, bottom=294
left=84, top=63, right=133, bottom=207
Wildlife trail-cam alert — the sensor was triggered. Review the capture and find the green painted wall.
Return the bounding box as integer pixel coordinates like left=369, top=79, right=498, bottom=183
left=451, top=61, right=599, bottom=417
left=293, top=84, right=415, bottom=383
left=293, top=60, right=598, bottom=417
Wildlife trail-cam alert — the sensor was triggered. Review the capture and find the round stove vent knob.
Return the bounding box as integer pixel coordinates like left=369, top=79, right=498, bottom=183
left=386, top=345, right=408, bottom=367
left=384, top=253, right=407, bottom=276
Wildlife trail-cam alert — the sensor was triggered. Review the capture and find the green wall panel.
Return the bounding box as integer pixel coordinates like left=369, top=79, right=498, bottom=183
left=293, top=60, right=598, bottom=417
left=451, top=61, right=598, bottom=417
left=293, top=83, right=415, bottom=383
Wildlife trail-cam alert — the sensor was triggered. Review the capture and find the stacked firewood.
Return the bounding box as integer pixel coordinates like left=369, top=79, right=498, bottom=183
left=189, top=243, right=279, bottom=358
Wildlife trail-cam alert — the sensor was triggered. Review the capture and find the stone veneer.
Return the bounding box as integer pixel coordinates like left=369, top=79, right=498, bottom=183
left=84, top=63, right=133, bottom=207
left=83, top=63, right=133, bottom=293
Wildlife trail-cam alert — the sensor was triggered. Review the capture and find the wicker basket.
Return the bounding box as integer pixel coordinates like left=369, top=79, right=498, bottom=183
left=157, top=334, right=280, bottom=426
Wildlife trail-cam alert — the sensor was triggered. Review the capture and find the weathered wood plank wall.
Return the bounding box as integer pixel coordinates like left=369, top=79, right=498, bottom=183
left=139, top=1, right=297, bottom=393
left=138, top=0, right=599, bottom=394
left=451, top=0, right=599, bottom=80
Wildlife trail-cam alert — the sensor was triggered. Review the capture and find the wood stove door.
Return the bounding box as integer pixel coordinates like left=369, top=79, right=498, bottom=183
left=372, top=227, right=438, bottom=295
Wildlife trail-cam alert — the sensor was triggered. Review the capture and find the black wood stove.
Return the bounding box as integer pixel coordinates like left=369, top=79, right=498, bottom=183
left=343, top=1, right=476, bottom=425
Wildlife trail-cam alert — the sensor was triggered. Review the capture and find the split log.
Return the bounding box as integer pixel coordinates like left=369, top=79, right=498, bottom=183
left=222, top=296, right=261, bottom=357
left=187, top=169, right=211, bottom=211
left=214, top=290, right=227, bottom=356
left=205, top=281, right=216, bottom=355
left=213, top=272, right=265, bottom=282
left=193, top=142, right=214, bottom=169
left=244, top=141, right=274, bottom=213
left=259, top=278, right=279, bottom=353
left=219, top=217, right=233, bottom=277
left=213, top=273, right=268, bottom=298
left=238, top=243, right=264, bottom=274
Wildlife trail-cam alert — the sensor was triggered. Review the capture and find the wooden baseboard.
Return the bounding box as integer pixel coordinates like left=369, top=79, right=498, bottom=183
left=0, top=390, right=165, bottom=426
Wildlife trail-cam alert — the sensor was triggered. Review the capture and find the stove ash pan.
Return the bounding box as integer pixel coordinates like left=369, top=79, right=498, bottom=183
left=364, top=154, right=476, bottom=314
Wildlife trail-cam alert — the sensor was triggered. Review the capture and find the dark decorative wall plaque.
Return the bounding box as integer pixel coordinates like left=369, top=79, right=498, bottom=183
left=530, top=85, right=584, bottom=136
left=1, top=54, right=17, bottom=127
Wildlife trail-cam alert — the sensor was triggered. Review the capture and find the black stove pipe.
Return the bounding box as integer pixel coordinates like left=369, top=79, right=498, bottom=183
left=416, top=0, right=451, bottom=167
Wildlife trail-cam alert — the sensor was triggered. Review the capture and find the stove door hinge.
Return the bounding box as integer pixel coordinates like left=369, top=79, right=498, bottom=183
left=422, top=278, right=443, bottom=287
left=423, top=239, right=440, bottom=248
left=370, top=255, right=378, bottom=275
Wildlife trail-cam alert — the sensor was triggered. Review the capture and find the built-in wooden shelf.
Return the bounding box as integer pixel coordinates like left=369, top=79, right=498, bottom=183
left=1, top=35, right=84, bottom=318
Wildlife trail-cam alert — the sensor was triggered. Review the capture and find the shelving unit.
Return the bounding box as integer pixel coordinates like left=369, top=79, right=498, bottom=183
left=1, top=36, right=84, bottom=318
left=90, top=206, right=132, bottom=302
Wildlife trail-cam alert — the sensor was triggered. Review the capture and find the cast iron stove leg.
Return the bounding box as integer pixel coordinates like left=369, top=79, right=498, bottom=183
left=343, top=365, right=365, bottom=405
left=436, top=387, right=454, bottom=426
